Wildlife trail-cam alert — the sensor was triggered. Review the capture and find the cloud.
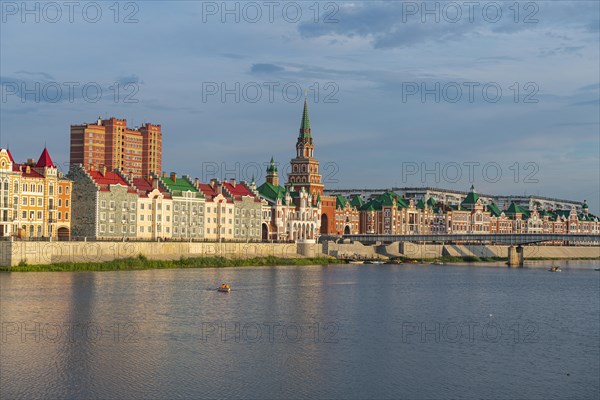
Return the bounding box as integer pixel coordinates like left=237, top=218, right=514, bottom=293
left=250, top=63, right=285, bottom=74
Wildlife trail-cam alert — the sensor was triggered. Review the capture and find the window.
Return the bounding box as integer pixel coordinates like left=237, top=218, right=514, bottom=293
left=65, top=212, right=69, bottom=221
left=101, top=200, right=106, bottom=208
left=110, top=201, right=115, bottom=209
left=59, top=186, right=63, bottom=194
left=140, top=203, right=145, bottom=210
left=22, top=197, right=27, bottom=206
left=130, top=202, right=136, bottom=209
left=38, top=185, right=43, bottom=193
left=22, top=211, right=26, bottom=219
left=122, top=226, right=127, bottom=233
left=58, top=212, right=62, bottom=220
left=130, top=226, right=135, bottom=233
left=37, top=198, right=42, bottom=207
left=30, top=198, right=35, bottom=206
left=100, top=212, right=106, bottom=221
left=109, top=226, right=114, bottom=233
left=100, top=225, right=105, bottom=233
left=49, top=184, right=54, bottom=195
left=66, top=187, right=69, bottom=195
left=58, top=199, right=63, bottom=207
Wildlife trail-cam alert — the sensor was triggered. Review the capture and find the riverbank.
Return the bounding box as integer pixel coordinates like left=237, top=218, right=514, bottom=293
left=0, top=255, right=342, bottom=272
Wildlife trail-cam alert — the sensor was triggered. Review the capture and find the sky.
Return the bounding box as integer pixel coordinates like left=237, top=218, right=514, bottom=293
left=1, top=1, right=599, bottom=212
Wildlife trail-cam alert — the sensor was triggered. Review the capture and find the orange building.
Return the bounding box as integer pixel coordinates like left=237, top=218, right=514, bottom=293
left=70, top=117, right=162, bottom=178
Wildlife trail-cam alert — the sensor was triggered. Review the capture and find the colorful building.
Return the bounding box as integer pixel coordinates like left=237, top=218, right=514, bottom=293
left=124, top=174, right=173, bottom=240
left=1, top=148, right=72, bottom=239
left=155, top=172, right=205, bottom=240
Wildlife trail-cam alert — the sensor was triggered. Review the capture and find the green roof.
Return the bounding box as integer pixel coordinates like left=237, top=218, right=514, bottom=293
left=360, top=199, right=382, bottom=211
left=257, top=182, right=286, bottom=202
left=161, top=175, right=202, bottom=197
left=350, top=196, right=364, bottom=208
left=416, top=199, right=425, bottom=209
left=427, top=197, right=437, bottom=208
left=336, top=195, right=349, bottom=209
left=299, top=98, right=311, bottom=137
left=505, top=202, right=529, bottom=216
left=461, top=185, right=480, bottom=206
left=487, top=202, right=502, bottom=217
left=377, top=192, right=397, bottom=207
left=397, top=197, right=409, bottom=208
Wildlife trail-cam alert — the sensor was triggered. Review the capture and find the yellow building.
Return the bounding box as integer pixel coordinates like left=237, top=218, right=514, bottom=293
left=1, top=148, right=72, bottom=239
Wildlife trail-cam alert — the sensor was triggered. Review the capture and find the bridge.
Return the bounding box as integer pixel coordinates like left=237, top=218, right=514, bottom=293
left=342, top=233, right=600, bottom=246
left=335, top=233, right=600, bottom=267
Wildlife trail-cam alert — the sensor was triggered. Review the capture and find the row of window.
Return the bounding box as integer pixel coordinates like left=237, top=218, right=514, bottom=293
left=17, top=211, right=69, bottom=221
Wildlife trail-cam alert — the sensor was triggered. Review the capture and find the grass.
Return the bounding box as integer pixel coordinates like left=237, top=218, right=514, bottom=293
left=0, top=254, right=343, bottom=272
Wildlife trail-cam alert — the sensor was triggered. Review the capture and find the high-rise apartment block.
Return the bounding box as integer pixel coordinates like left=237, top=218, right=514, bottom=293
left=70, top=117, right=162, bottom=178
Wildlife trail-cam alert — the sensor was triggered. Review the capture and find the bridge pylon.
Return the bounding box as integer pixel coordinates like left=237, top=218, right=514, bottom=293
left=508, top=245, right=524, bottom=267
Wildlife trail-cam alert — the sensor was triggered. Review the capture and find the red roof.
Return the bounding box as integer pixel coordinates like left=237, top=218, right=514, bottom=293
left=222, top=181, right=260, bottom=202
left=13, top=164, right=44, bottom=178
left=132, top=177, right=171, bottom=198
left=197, top=183, right=233, bottom=203
left=88, top=170, right=137, bottom=193
left=36, top=147, right=55, bottom=168
left=5, top=149, right=14, bottom=163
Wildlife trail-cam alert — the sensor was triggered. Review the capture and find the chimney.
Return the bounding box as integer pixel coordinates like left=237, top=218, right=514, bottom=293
left=162, top=171, right=166, bottom=178
left=89, top=164, right=94, bottom=171
left=97, top=116, right=102, bottom=126
left=170, top=172, right=177, bottom=182
left=230, top=178, right=236, bottom=187
left=101, top=166, right=107, bottom=176
left=152, top=178, right=159, bottom=190
left=194, top=178, right=200, bottom=187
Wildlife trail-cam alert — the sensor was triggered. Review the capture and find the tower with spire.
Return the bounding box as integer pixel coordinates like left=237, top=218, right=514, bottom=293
left=266, top=157, right=279, bottom=186
left=286, top=98, right=324, bottom=198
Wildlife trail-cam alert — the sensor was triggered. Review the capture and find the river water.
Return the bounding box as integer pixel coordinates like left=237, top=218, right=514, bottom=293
left=1, top=261, right=599, bottom=399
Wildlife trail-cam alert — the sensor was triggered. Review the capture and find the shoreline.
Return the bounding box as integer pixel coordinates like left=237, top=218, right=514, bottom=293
left=1, top=254, right=598, bottom=272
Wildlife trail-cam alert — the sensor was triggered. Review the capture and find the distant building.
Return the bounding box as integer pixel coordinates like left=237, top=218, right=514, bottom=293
left=70, top=117, right=162, bottom=178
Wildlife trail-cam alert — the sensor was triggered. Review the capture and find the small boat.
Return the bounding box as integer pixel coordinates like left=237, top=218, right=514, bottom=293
left=594, top=268, right=600, bottom=271
left=367, top=261, right=385, bottom=265
left=348, top=260, right=364, bottom=264
left=218, top=284, right=231, bottom=292
left=548, top=267, right=562, bottom=272
left=431, top=261, right=444, bottom=265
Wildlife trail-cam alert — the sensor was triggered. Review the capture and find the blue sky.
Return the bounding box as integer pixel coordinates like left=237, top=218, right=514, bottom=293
left=1, top=1, right=599, bottom=211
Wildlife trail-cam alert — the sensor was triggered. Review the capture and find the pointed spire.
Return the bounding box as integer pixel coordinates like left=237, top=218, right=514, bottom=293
left=36, top=147, right=55, bottom=168
left=299, top=97, right=311, bottom=138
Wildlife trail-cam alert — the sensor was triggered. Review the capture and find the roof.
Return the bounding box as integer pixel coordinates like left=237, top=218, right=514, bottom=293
left=299, top=98, right=311, bottom=137
left=487, top=202, right=502, bottom=217
left=131, top=177, right=171, bottom=198
left=197, top=183, right=230, bottom=202
left=161, top=175, right=201, bottom=197
left=36, top=147, right=55, bottom=168
left=222, top=181, right=261, bottom=202
left=505, top=202, right=529, bottom=216
left=6, top=149, right=14, bottom=163
left=13, top=164, right=44, bottom=178
left=257, top=182, right=287, bottom=202
left=461, top=185, right=479, bottom=206
left=336, top=195, right=349, bottom=209
left=350, top=196, right=364, bottom=208
left=88, top=170, right=136, bottom=193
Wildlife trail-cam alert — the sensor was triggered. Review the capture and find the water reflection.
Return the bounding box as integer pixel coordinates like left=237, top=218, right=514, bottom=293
left=1, top=261, right=598, bottom=399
